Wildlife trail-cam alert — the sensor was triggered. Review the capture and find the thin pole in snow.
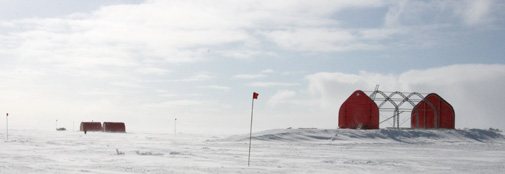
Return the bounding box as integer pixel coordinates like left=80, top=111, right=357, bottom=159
left=174, top=118, right=177, bottom=136
left=6, top=113, right=8, bottom=141
left=56, top=119, right=58, bottom=130
left=248, top=92, right=258, bottom=167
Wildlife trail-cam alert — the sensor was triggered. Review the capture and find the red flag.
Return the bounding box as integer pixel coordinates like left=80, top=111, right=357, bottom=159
left=253, top=92, right=259, bottom=99
left=6, top=113, right=8, bottom=117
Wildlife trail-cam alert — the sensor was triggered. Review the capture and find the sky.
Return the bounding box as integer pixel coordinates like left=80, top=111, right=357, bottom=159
left=0, top=0, right=504, bottom=134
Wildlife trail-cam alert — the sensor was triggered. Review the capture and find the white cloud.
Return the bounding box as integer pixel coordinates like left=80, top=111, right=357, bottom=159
left=135, top=67, right=170, bottom=75
left=358, top=28, right=407, bottom=40
left=305, top=71, right=399, bottom=108
left=111, top=81, right=145, bottom=88
left=233, top=69, right=275, bottom=79
left=261, top=69, right=274, bottom=73
left=109, top=97, right=229, bottom=117
left=215, top=50, right=271, bottom=59
left=233, top=74, right=266, bottom=79
left=0, top=0, right=393, bottom=67
left=384, top=0, right=408, bottom=27
left=198, top=85, right=230, bottom=91
left=178, top=72, right=214, bottom=82
left=305, top=64, right=505, bottom=130
left=268, top=90, right=297, bottom=107
left=384, top=0, right=500, bottom=27
left=459, top=0, right=493, bottom=26
left=248, top=82, right=299, bottom=87
left=262, top=28, right=379, bottom=52
left=1, top=0, right=501, bottom=65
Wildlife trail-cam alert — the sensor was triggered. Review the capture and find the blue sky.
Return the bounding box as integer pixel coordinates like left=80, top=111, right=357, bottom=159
left=0, top=0, right=504, bottom=134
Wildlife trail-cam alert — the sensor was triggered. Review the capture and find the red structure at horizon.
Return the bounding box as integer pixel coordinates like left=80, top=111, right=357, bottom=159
left=103, top=122, right=126, bottom=133
left=80, top=122, right=102, bottom=132
left=339, top=90, right=379, bottom=129
left=411, top=93, right=455, bottom=129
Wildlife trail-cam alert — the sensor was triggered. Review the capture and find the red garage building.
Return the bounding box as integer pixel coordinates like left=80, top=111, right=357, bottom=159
left=103, top=122, right=126, bottom=133
left=411, top=93, right=455, bottom=129
left=339, top=90, right=379, bottom=129
left=80, top=122, right=103, bottom=132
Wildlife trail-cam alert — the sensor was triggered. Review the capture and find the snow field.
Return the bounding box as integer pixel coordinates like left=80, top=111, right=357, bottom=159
left=0, top=129, right=504, bottom=173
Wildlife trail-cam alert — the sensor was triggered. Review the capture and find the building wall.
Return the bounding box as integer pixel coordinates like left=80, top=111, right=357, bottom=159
left=80, top=122, right=103, bottom=131
left=411, top=93, right=455, bottom=129
left=103, top=122, right=126, bottom=132
left=339, top=90, right=379, bottom=129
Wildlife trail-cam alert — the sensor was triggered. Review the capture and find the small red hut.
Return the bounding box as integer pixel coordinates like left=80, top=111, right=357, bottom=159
left=103, top=122, right=126, bottom=133
left=80, top=122, right=103, bottom=132
left=338, top=90, right=379, bottom=129
left=411, top=93, right=455, bottom=129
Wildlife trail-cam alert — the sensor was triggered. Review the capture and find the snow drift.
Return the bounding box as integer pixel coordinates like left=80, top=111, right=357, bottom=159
left=226, top=128, right=505, bottom=143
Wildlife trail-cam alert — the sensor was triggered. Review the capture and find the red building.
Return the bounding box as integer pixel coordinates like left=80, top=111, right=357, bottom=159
left=339, top=90, right=379, bottom=129
left=411, top=93, right=455, bottom=129
left=103, top=122, right=126, bottom=133
left=80, top=122, right=103, bottom=132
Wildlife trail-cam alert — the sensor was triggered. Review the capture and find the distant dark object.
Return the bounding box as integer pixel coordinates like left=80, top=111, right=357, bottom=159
left=489, top=128, right=502, bottom=132
left=103, top=122, right=126, bottom=133
left=339, top=90, right=379, bottom=129
left=411, top=93, right=455, bottom=129
left=116, top=149, right=125, bottom=155
left=56, top=127, right=66, bottom=131
left=80, top=122, right=103, bottom=132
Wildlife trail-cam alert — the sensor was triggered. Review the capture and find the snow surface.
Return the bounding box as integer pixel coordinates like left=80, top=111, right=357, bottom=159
left=1, top=128, right=504, bottom=173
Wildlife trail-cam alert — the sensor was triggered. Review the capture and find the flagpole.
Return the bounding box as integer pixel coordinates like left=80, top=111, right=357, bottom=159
left=248, top=93, right=256, bottom=167
left=6, top=113, right=8, bottom=141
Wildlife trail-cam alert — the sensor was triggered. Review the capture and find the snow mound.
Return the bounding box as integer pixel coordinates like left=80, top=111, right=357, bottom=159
left=225, top=128, right=505, bottom=143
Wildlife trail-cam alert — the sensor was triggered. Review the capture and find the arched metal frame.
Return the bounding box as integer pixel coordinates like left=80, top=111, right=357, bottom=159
left=368, top=90, right=439, bottom=129
left=408, top=92, right=439, bottom=128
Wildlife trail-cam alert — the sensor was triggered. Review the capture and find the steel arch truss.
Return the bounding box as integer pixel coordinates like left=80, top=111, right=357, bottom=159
left=368, top=90, right=439, bottom=129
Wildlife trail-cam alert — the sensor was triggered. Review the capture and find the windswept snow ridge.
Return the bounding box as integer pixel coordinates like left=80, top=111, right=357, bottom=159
left=226, top=128, right=505, bottom=143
